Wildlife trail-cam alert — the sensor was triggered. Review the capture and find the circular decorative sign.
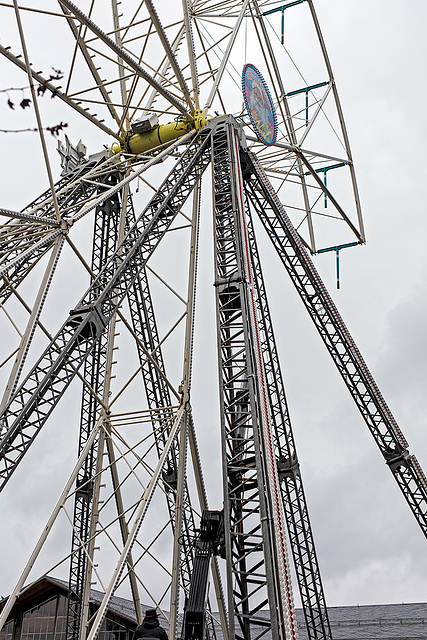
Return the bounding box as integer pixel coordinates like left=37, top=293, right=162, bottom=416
left=242, top=63, right=277, bottom=145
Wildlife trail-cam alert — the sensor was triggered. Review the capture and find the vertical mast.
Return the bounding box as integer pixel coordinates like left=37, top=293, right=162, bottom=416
left=212, top=118, right=298, bottom=640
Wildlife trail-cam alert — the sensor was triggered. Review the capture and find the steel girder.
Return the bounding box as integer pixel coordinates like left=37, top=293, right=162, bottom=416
left=212, top=119, right=298, bottom=640
left=243, top=149, right=427, bottom=538
left=243, top=202, right=332, bottom=640
left=0, top=157, right=110, bottom=307
left=0, top=128, right=213, bottom=490
left=127, top=264, right=198, bottom=592
left=125, top=186, right=221, bottom=639
left=124, top=194, right=200, bottom=604
left=66, top=172, right=123, bottom=640
left=2, top=115, right=426, bottom=640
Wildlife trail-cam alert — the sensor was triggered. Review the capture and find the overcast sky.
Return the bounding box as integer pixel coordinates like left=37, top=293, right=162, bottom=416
left=281, top=0, right=427, bottom=607
left=0, top=0, right=426, bottom=614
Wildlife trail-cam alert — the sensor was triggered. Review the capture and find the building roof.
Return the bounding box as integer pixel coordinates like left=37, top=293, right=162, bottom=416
left=0, top=576, right=140, bottom=625
left=1, top=576, right=427, bottom=639
left=318, top=602, right=427, bottom=640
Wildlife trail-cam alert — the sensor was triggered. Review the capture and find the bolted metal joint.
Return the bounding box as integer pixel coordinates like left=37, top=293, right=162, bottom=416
left=277, top=454, right=300, bottom=480
left=384, top=444, right=410, bottom=472
left=67, top=304, right=107, bottom=340
left=76, top=475, right=94, bottom=502
left=162, top=466, right=178, bottom=492
left=239, top=150, right=253, bottom=182
left=214, top=275, right=244, bottom=313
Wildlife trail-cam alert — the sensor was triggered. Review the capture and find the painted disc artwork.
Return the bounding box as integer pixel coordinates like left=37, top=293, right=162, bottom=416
left=242, top=63, right=278, bottom=145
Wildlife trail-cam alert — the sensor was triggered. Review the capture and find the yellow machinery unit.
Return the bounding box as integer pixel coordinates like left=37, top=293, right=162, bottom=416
left=111, top=110, right=209, bottom=156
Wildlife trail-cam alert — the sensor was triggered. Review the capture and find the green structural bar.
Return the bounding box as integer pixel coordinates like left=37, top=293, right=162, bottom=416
left=317, top=241, right=360, bottom=254
left=262, top=2, right=306, bottom=47
left=286, top=81, right=329, bottom=126
left=304, top=162, right=346, bottom=207
left=281, top=8, right=285, bottom=44
left=286, top=81, right=329, bottom=97
left=304, top=162, right=346, bottom=175
left=317, top=242, right=361, bottom=290
left=262, top=0, right=305, bottom=16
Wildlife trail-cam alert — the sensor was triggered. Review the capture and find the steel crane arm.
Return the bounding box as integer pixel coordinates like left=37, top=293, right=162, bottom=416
left=0, top=130, right=213, bottom=491
left=243, top=149, right=427, bottom=537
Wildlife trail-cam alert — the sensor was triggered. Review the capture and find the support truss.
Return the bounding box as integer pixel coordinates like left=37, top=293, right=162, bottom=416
left=1, top=117, right=426, bottom=640
left=244, top=149, right=427, bottom=537
left=212, top=119, right=299, bottom=640
left=0, top=129, right=212, bottom=489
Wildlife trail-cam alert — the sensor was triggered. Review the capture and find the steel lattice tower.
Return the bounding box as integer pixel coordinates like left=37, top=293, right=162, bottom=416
left=0, top=3, right=426, bottom=640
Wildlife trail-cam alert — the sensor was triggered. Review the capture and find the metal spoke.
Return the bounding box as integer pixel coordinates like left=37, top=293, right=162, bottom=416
left=1, top=5, right=423, bottom=640
left=58, top=0, right=191, bottom=117
left=60, top=3, right=122, bottom=129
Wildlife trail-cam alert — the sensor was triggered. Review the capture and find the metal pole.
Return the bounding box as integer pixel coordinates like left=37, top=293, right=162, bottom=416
left=0, top=236, right=64, bottom=410
left=0, top=421, right=103, bottom=631
left=85, top=405, right=186, bottom=640
left=203, top=1, right=249, bottom=113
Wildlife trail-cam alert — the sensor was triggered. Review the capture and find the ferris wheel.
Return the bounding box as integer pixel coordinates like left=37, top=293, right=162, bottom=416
left=0, top=2, right=426, bottom=640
